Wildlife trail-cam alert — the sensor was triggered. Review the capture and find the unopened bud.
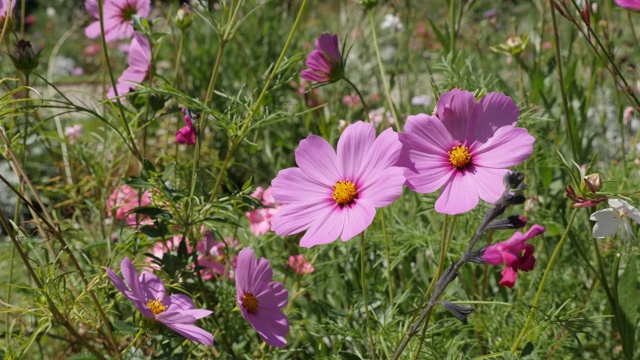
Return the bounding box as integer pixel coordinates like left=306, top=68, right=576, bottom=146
left=583, top=173, right=602, bottom=193
left=359, top=0, right=378, bottom=9
left=487, top=215, right=528, bottom=230
left=504, top=171, right=525, bottom=190
left=175, top=5, right=192, bottom=30
left=440, top=301, right=474, bottom=325
left=8, top=39, right=40, bottom=74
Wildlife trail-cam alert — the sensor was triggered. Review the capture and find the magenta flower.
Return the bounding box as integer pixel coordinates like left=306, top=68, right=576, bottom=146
left=400, top=89, right=535, bottom=215
left=0, top=0, right=16, bottom=22
left=84, top=0, right=151, bottom=43
left=287, top=254, right=314, bottom=275
left=107, top=33, right=151, bottom=100
left=300, top=33, right=344, bottom=84
left=175, top=109, right=196, bottom=145
left=246, top=186, right=282, bottom=237
left=235, top=248, right=289, bottom=348
left=615, top=0, right=640, bottom=10
left=106, top=184, right=153, bottom=227
left=106, top=257, right=214, bottom=345
left=482, top=225, right=545, bottom=288
left=271, top=121, right=405, bottom=247
left=196, top=231, right=238, bottom=279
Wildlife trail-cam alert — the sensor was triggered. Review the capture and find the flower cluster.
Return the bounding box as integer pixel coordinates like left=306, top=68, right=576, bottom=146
left=106, top=184, right=152, bottom=227
left=287, top=254, right=315, bottom=275
left=246, top=186, right=282, bottom=237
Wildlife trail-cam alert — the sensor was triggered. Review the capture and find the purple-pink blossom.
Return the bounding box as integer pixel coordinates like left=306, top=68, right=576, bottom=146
left=106, top=184, right=153, bottom=227
left=235, top=248, right=289, bottom=348
left=300, top=33, right=344, bottom=84
left=271, top=121, right=405, bottom=247
left=400, top=89, right=535, bottom=215
left=105, top=257, right=214, bottom=345
left=482, top=225, right=545, bottom=288
left=64, top=124, right=83, bottom=144
left=287, top=254, right=314, bottom=275
left=175, top=109, right=196, bottom=145
left=196, top=231, right=238, bottom=279
left=84, top=0, right=151, bottom=43
left=107, top=33, right=151, bottom=100
left=615, top=0, right=640, bottom=10
left=0, top=0, right=16, bottom=21
left=246, top=186, right=282, bottom=237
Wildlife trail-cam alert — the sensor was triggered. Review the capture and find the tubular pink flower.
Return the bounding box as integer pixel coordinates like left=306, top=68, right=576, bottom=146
left=271, top=121, right=405, bottom=247
left=84, top=0, right=151, bottom=43
left=235, top=248, right=289, bottom=348
left=176, top=111, right=196, bottom=145
left=107, top=33, right=151, bottom=100
left=615, top=0, right=640, bottom=10
left=300, top=33, right=344, bottom=84
left=400, top=88, right=535, bottom=215
left=105, top=257, right=214, bottom=345
left=482, top=225, right=545, bottom=287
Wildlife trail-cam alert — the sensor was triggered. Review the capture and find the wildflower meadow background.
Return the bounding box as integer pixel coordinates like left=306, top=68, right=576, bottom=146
left=1, top=0, right=640, bottom=359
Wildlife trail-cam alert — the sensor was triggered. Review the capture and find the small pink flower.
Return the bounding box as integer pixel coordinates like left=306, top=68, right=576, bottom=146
left=64, top=124, right=83, bottom=144
left=0, top=0, right=16, bottom=22
left=235, top=248, right=289, bottom=348
left=84, top=0, right=151, bottom=43
left=342, top=94, right=360, bottom=107
left=148, top=235, right=191, bottom=271
left=482, top=225, right=545, bottom=287
left=623, top=106, right=635, bottom=123
left=300, top=33, right=344, bottom=84
left=246, top=186, right=282, bottom=237
left=615, top=0, right=640, bottom=11
left=400, top=89, right=535, bottom=215
left=287, top=254, right=314, bottom=275
left=107, top=33, right=151, bottom=100
left=176, top=109, right=196, bottom=145
left=196, top=231, right=238, bottom=279
left=106, top=184, right=153, bottom=227
left=72, top=67, right=85, bottom=76
left=368, top=107, right=396, bottom=128
left=84, top=43, right=101, bottom=56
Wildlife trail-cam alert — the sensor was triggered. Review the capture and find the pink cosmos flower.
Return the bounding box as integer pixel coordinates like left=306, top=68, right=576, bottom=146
left=482, top=225, right=545, bottom=288
left=246, top=186, right=282, bottom=237
left=84, top=0, right=151, bottom=43
left=175, top=109, right=196, bottom=145
left=287, top=254, right=314, bottom=275
left=235, top=248, right=289, bottom=348
left=106, top=257, right=214, bottom=345
left=106, top=184, right=153, bottom=227
left=271, top=121, right=405, bottom=247
left=107, top=33, right=151, bottom=100
left=196, top=231, right=239, bottom=279
left=300, top=33, right=344, bottom=84
left=64, top=124, right=83, bottom=144
left=400, top=89, right=535, bottom=215
left=0, top=0, right=16, bottom=22
left=615, top=0, right=640, bottom=10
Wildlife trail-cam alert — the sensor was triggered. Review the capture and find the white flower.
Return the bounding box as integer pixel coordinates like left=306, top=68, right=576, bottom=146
left=381, top=14, right=403, bottom=31
left=590, top=199, right=640, bottom=240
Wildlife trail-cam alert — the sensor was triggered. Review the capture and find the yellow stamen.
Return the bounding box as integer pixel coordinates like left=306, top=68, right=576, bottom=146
left=147, top=299, right=167, bottom=316
left=242, top=292, right=259, bottom=313
left=332, top=180, right=357, bottom=206
left=448, top=145, right=472, bottom=168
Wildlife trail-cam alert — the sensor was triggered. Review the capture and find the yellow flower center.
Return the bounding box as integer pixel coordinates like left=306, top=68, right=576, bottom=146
left=147, top=299, right=167, bottom=316
left=449, top=145, right=472, bottom=168
left=242, top=292, right=259, bottom=314
left=332, top=180, right=357, bottom=206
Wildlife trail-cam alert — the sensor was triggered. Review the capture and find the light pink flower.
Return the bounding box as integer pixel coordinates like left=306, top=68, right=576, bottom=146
left=106, top=184, right=152, bottom=227
left=64, top=124, right=83, bottom=144
left=84, top=0, right=151, bottom=43
left=300, top=33, right=344, bottom=84
left=615, top=0, right=640, bottom=11
left=368, top=107, right=396, bottom=128
left=148, top=235, right=191, bottom=271
left=107, top=33, right=151, bottom=100
left=342, top=94, right=360, bottom=107
left=176, top=109, right=196, bottom=145
left=482, top=225, right=545, bottom=287
left=0, top=0, right=16, bottom=21
left=196, top=231, right=238, bottom=279
left=623, top=106, right=635, bottom=123
left=400, top=89, right=535, bottom=215
left=84, top=43, right=101, bottom=56
left=246, top=186, right=282, bottom=237
left=235, top=248, right=289, bottom=348
left=271, top=121, right=405, bottom=247
left=287, top=255, right=314, bottom=275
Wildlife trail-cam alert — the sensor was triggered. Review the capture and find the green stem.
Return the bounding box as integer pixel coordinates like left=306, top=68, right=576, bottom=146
left=449, top=0, right=456, bottom=61
left=509, top=208, right=578, bottom=352
left=360, top=232, right=376, bottom=358
left=120, top=327, right=144, bottom=356
left=343, top=77, right=371, bottom=122
left=368, top=10, right=401, bottom=132
left=380, top=209, right=394, bottom=308
left=628, top=10, right=640, bottom=49
left=209, top=0, right=308, bottom=202
left=0, top=0, right=12, bottom=48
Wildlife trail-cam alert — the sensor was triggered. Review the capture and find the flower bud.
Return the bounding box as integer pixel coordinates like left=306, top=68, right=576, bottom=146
left=358, top=0, right=378, bottom=9
left=175, top=5, right=192, bottom=31
left=8, top=39, right=40, bottom=74
left=583, top=173, right=602, bottom=193
left=487, top=215, right=528, bottom=230
left=439, top=301, right=474, bottom=324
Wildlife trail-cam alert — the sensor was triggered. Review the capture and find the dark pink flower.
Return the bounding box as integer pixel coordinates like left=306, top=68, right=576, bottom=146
left=106, top=184, right=153, bottom=227
left=175, top=110, right=196, bottom=145
left=400, top=89, right=535, bottom=215
left=300, top=33, right=344, bottom=84
left=196, top=231, right=238, bottom=279
left=107, top=33, right=151, bottom=100
left=235, top=248, right=289, bottom=348
left=482, top=225, right=545, bottom=287
left=106, top=257, right=214, bottom=345
left=615, top=0, right=640, bottom=10
left=246, top=186, right=282, bottom=237
left=84, top=0, right=151, bottom=43
left=287, top=255, right=314, bottom=275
